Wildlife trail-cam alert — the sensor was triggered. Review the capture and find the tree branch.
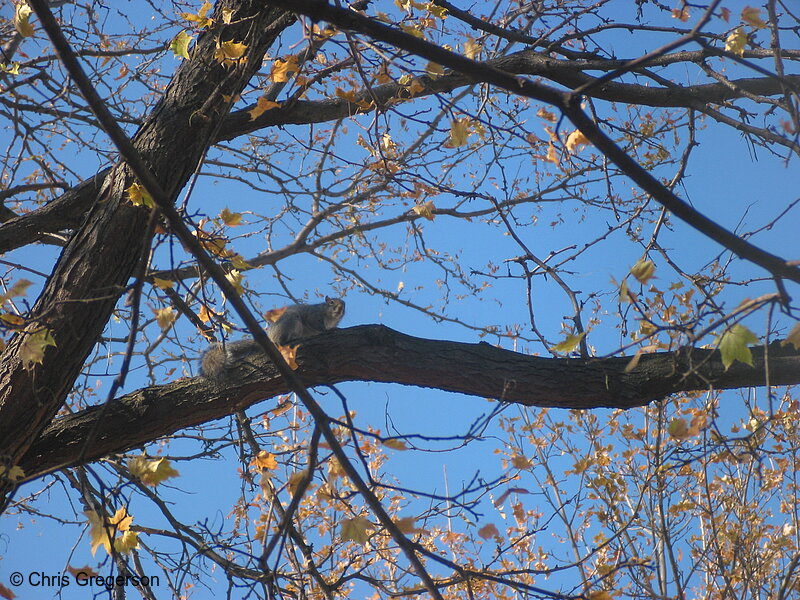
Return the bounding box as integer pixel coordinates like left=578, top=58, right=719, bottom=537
left=262, top=0, right=800, bottom=285
left=3, top=45, right=797, bottom=254
left=19, top=325, right=800, bottom=481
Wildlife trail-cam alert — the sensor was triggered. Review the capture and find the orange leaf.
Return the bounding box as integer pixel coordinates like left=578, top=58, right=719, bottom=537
left=253, top=450, right=278, bottom=470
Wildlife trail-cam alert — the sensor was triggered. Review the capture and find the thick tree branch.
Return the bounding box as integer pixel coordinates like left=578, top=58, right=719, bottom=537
left=19, top=325, right=800, bottom=481
left=3, top=45, right=797, bottom=254
left=223, top=50, right=800, bottom=139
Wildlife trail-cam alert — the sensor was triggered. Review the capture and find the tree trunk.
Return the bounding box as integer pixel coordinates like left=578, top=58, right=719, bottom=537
left=0, top=1, right=293, bottom=507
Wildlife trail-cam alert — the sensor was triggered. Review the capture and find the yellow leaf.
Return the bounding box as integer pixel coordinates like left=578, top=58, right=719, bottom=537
left=383, top=438, right=409, bottom=451
left=86, top=507, right=135, bottom=556
left=248, top=96, right=281, bottom=120
left=270, top=56, right=299, bottom=83
left=464, top=36, right=481, bottom=59
left=725, top=28, right=747, bottom=56
left=253, top=450, right=278, bottom=470
left=668, top=417, right=690, bottom=440
left=316, top=481, right=337, bottom=502
left=278, top=344, right=298, bottom=369
left=510, top=455, right=533, bottom=470
left=741, top=6, right=767, bottom=29
left=398, top=74, right=425, bottom=96
left=221, top=8, right=234, bottom=24
left=126, top=182, right=154, bottom=208
left=618, top=279, right=635, bottom=304
left=14, top=2, right=35, bottom=37
left=152, top=277, right=174, bottom=290
left=395, top=0, right=427, bottom=11
left=198, top=303, right=217, bottom=324
left=114, top=530, right=140, bottom=554
left=20, top=327, right=56, bottom=370
left=215, top=40, right=247, bottom=66
left=477, top=523, right=500, bottom=540
left=229, top=253, right=254, bottom=271
left=182, top=0, right=213, bottom=28
left=127, top=455, right=180, bottom=486
left=447, top=118, right=471, bottom=147
left=66, top=565, right=98, bottom=578
left=717, top=324, right=758, bottom=370
left=565, top=129, right=590, bottom=153
left=170, top=31, right=193, bottom=59
left=224, top=269, right=244, bottom=296
left=381, top=132, right=398, bottom=154
left=194, top=228, right=229, bottom=257
left=335, top=87, right=358, bottom=103
left=340, top=516, right=372, bottom=544
left=328, top=457, right=346, bottom=479
left=552, top=332, right=586, bottom=354
left=154, top=307, right=176, bottom=331
left=220, top=207, right=242, bottom=226
left=426, top=2, right=448, bottom=18
left=375, top=62, right=393, bottom=84
left=544, top=141, right=560, bottom=165
left=1, top=62, right=21, bottom=75
left=411, top=201, right=436, bottom=221
left=630, top=259, right=656, bottom=283
left=311, top=24, right=337, bottom=39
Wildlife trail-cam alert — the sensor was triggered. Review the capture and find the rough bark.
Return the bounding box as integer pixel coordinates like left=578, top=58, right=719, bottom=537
left=18, top=325, right=800, bottom=481
left=0, top=1, right=294, bottom=501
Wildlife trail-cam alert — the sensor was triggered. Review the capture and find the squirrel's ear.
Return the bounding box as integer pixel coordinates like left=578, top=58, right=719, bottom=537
left=325, top=296, right=331, bottom=302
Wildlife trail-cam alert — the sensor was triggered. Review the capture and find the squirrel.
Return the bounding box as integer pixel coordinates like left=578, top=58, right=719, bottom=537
left=200, top=296, right=345, bottom=379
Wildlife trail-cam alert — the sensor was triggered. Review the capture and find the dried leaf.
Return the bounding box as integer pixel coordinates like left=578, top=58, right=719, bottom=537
left=14, top=2, right=35, bottom=37
left=725, top=28, right=747, bottom=56
left=477, top=523, right=500, bottom=540
left=340, top=516, right=372, bottom=544
left=741, top=6, right=767, bottom=29
left=565, top=129, right=590, bottom=153
left=412, top=201, right=436, bottom=221
left=630, top=259, right=656, bottom=284
left=248, top=96, right=281, bottom=120
left=215, top=40, right=247, bottom=66
left=128, top=456, right=180, bottom=486
left=253, top=450, right=278, bottom=470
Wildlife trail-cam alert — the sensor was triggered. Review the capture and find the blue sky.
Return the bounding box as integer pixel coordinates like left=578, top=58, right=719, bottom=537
left=1, top=1, right=799, bottom=598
